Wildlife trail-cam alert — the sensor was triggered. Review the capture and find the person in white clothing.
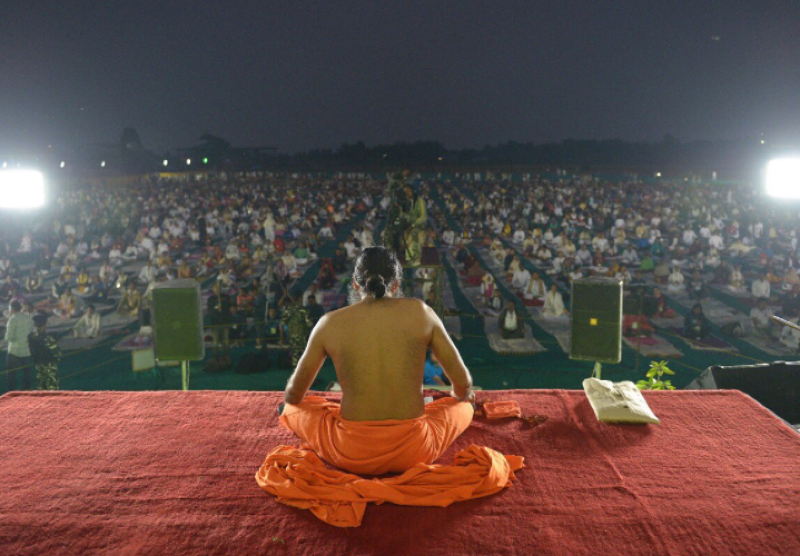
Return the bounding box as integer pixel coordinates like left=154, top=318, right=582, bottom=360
left=543, top=284, right=567, bottom=318
left=667, top=267, right=685, bottom=293
left=442, top=228, right=455, bottom=247
left=5, top=300, right=35, bottom=390
left=511, top=267, right=531, bottom=291
left=360, top=228, right=374, bottom=249
left=523, top=272, right=546, bottom=301
left=498, top=300, right=525, bottom=339
left=751, top=273, right=771, bottom=300
left=750, top=299, right=777, bottom=341
left=302, top=284, right=324, bottom=307
left=708, top=233, right=724, bottom=250
left=779, top=309, right=800, bottom=351
left=138, top=261, right=157, bottom=285
left=72, top=305, right=101, bottom=338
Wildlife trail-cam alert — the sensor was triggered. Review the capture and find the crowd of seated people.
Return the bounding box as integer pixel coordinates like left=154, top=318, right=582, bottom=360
left=435, top=174, right=800, bottom=350
left=0, top=173, right=387, bottom=359
left=4, top=170, right=800, bottom=367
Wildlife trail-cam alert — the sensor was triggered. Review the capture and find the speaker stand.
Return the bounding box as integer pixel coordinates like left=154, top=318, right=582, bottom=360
left=181, top=361, right=190, bottom=391
left=592, top=362, right=603, bottom=380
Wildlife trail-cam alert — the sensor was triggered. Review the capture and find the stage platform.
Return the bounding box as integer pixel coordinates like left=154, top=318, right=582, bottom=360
left=1, top=389, right=799, bottom=555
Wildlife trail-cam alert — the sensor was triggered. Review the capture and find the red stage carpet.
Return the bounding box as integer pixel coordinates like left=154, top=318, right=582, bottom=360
left=1, top=389, right=799, bottom=555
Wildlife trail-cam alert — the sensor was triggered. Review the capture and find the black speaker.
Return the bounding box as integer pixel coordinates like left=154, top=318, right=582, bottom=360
left=570, top=278, right=623, bottom=363
left=686, top=361, right=800, bottom=424
left=152, top=279, right=205, bottom=361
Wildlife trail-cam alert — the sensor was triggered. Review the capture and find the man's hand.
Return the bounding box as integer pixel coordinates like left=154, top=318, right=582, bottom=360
left=451, top=387, right=475, bottom=403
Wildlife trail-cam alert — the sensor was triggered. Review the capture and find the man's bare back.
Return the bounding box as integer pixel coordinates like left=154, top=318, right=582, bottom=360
left=284, top=296, right=473, bottom=421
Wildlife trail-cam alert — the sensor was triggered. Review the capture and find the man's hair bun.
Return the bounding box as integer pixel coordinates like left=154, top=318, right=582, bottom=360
left=353, top=246, right=402, bottom=299
left=365, top=275, right=386, bottom=299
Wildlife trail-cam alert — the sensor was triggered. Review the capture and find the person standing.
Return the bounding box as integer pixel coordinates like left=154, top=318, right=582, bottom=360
left=4, top=300, right=35, bottom=390
left=28, top=314, right=62, bottom=390
left=282, top=299, right=313, bottom=367
left=207, top=281, right=231, bottom=353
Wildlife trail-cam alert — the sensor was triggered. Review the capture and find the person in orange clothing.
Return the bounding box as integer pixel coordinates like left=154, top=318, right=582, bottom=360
left=280, top=246, right=475, bottom=475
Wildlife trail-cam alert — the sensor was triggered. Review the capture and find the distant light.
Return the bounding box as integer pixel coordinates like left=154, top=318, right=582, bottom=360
left=186, top=158, right=191, bottom=165
left=163, top=159, right=168, bottom=167
left=655, top=172, right=662, bottom=178
left=766, top=158, right=800, bottom=199
left=101, top=161, right=106, bottom=167
left=0, top=170, right=46, bottom=209
left=60, top=161, right=65, bottom=168
left=761, top=140, right=766, bottom=145
left=202, top=157, right=208, bottom=164
left=438, top=156, right=443, bottom=161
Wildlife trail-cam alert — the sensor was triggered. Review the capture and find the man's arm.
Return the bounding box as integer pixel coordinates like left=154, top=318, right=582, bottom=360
left=427, top=305, right=473, bottom=401
left=284, top=316, right=329, bottom=404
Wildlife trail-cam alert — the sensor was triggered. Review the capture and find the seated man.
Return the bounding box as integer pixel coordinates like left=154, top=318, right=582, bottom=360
left=498, top=300, right=525, bottom=339
left=750, top=298, right=778, bottom=342
left=72, top=304, right=101, bottom=338
left=780, top=308, right=800, bottom=351
left=280, top=247, right=474, bottom=476
left=543, top=284, right=567, bottom=318
left=683, top=303, right=712, bottom=340
left=511, top=266, right=532, bottom=291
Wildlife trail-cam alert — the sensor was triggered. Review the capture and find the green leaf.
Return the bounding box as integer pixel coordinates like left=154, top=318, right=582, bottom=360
left=646, top=369, right=657, bottom=378
left=663, top=368, right=675, bottom=375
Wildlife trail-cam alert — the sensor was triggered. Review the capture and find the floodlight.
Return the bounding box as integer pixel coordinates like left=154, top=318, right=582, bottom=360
left=0, top=170, right=46, bottom=209
left=60, top=161, right=65, bottom=168
left=101, top=161, right=106, bottom=167
left=163, top=159, right=168, bottom=166
left=186, top=158, right=191, bottom=165
left=766, top=158, right=800, bottom=199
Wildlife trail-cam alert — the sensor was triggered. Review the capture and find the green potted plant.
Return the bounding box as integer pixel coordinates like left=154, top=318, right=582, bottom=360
left=636, top=360, right=676, bottom=391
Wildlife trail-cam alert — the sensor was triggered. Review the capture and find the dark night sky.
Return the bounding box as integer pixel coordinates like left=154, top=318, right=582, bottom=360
left=2, top=0, right=799, bottom=154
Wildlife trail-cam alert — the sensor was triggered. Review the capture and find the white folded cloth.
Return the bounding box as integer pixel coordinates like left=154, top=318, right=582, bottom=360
left=582, top=378, right=660, bottom=425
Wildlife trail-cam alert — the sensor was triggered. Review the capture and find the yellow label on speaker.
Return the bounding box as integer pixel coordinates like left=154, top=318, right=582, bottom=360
left=590, top=318, right=598, bottom=326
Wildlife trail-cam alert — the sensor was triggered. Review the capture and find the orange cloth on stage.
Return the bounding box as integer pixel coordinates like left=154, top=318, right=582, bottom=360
left=257, top=396, right=524, bottom=526
left=278, top=396, right=475, bottom=475
left=255, top=444, right=524, bottom=527
left=483, top=400, right=522, bottom=419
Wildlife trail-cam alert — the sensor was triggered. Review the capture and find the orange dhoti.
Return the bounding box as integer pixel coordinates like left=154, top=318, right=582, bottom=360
left=279, top=395, right=474, bottom=475
left=259, top=395, right=522, bottom=527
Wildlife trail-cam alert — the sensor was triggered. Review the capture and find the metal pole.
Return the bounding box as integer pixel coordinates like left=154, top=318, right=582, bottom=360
left=181, top=360, right=190, bottom=391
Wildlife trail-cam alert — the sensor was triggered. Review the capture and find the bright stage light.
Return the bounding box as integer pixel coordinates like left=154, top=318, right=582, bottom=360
left=0, top=170, right=46, bottom=209
left=766, top=158, right=800, bottom=199
left=186, top=158, right=191, bottom=165
left=163, top=159, right=168, bottom=166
